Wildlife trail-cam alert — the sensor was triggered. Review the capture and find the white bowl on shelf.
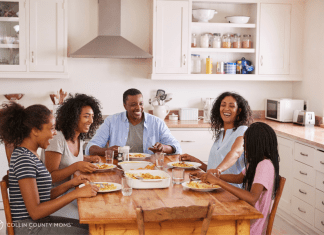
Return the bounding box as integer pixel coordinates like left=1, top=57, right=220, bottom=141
left=225, top=16, right=250, bottom=24
left=192, top=9, right=217, bottom=23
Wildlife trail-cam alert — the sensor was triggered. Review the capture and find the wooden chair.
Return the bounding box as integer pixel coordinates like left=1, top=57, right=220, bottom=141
left=1, top=174, right=14, bottom=235
left=4, top=141, right=14, bottom=166
left=136, top=202, right=215, bottom=235
left=266, top=175, right=286, bottom=235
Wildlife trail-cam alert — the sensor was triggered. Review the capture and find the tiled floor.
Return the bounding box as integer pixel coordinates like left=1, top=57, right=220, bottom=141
left=0, top=209, right=308, bottom=235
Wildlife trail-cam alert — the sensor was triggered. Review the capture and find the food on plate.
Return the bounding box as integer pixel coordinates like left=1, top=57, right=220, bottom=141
left=187, top=181, right=220, bottom=189
left=132, top=164, right=156, bottom=170
left=126, top=173, right=166, bottom=180
left=94, top=164, right=114, bottom=170
left=172, top=162, right=194, bottom=168
left=130, top=153, right=146, bottom=158
left=95, top=183, right=117, bottom=192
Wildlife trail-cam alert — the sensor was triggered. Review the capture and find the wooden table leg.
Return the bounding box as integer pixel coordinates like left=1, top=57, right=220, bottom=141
left=236, top=219, right=250, bottom=235
left=89, top=224, right=105, bottom=235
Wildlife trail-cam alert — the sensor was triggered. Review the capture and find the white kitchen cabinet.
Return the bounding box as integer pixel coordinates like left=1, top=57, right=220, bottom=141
left=277, top=135, right=294, bottom=214
left=153, top=0, right=189, bottom=74
left=259, top=4, right=291, bottom=75
left=0, top=0, right=68, bottom=78
left=170, top=128, right=214, bottom=163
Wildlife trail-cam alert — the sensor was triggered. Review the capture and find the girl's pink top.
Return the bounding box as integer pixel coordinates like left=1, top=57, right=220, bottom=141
left=242, top=159, right=275, bottom=235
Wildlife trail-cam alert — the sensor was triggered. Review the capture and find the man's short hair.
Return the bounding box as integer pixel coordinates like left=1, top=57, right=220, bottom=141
left=123, top=88, right=142, bottom=104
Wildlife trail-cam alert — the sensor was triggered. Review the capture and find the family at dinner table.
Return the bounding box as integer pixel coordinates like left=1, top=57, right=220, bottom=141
left=0, top=88, right=280, bottom=235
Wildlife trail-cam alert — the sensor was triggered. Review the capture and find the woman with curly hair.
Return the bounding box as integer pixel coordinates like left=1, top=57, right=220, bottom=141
left=0, top=103, right=99, bottom=234
left=41, top=93, right=103, bottom=185
left=181, top=91, right=252, bottom=188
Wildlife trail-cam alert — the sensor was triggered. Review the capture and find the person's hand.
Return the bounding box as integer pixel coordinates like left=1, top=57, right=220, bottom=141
left=189, top=172, right=205, bottom=180
left=206, top=168, right=222, bottom=178
left=70, top=175, right=90, bottom=187
left=179, top=154, right=199, bottom=163
left=148, top=142, right=163, bottom=153
left=200, top=172, right=220, bottom=185
left=108, top=146, right=119, bottom=157
left=75, top=183, right=99, bottom=198
left=77, top=161, right=98, bottom=173
left=86, top=155, right=101, bottom=163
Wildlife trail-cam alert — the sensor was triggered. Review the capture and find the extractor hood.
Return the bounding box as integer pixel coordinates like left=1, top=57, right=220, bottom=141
left=70, top=0, right=152, bottom=59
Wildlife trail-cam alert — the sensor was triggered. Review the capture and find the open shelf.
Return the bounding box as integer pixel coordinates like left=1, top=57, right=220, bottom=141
left=192, top=22, right=256, bottom=28
left=191, top=48, right=255, bottom=53
left=0, top=17, right=19, bottom=22
left=0, top=44, right=19, bottom=48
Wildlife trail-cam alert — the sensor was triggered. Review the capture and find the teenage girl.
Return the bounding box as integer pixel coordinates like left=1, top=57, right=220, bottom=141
left=0, top=103, right=99, bottom=235
left=197, top=122, right=280, bottom=235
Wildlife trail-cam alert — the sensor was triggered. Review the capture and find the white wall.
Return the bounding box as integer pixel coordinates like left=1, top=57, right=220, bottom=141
left=292, top=0, right=324, bottom=117
left=0, top=0, right=294, bottom=114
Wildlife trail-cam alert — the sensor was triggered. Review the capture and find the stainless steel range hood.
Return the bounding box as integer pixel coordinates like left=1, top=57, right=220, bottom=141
left=70, top=0, right=152, bottom=59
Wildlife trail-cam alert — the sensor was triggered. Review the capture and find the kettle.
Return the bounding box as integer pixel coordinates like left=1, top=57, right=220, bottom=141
left=153, top=104, right=170, bottom=120
left=239, top=57, right=254, bottom=74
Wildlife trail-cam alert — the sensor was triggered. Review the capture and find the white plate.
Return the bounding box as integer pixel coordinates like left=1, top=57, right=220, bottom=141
left=182, top=181, right=221, bottom=192
left=125, top=170, right=171, bottom=189
left=79, top=182, right=121, bottom=193
left=92, top=163, right=116, bottom=172
left=129, top=153, right=151, bottom=159
left=119, top=161, right=155, bottom=171
left=167, top=161, right=201, bottom=169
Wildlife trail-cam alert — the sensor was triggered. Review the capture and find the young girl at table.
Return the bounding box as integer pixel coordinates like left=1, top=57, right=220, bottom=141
left=200, top=122, right=280, bottom=235
left=0, top=102, right=99, bottom=235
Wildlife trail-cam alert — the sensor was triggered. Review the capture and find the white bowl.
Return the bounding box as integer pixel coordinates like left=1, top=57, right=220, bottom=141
left=192, top=9, right=217, bottom=23
left=225, top=16, right=250, bottom=24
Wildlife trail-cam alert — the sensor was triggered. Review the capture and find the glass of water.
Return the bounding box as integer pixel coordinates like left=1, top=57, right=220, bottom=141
left=172, top=168, right=184, bottom=184
left=155, top=152, right=165, bottom=170
left=121, top=177, right=132, bottom=196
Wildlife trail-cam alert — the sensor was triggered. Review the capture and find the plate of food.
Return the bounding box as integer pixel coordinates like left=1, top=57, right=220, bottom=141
left=182, top=181, right=221, bottom=192
left=125, top=172, right=167, bottom=181
left=129, top=153, right=151, bottom=159
left=167, top=161, right=201, bottom=169
left=119, top=161, right=156, bottom=171
left=79, top=182, right=121, bottom=193
left=92, top=163, right=116, bottom=172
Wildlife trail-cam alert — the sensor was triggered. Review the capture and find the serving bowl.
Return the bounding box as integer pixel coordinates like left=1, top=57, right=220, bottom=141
left=225, top=16, right=250, bottom=24
left=192, top=9, right=217, bottom=23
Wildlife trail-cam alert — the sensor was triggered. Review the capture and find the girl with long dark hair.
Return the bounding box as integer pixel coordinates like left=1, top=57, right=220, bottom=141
left=199, top=122, right=280, bottom=235
left=0, top=103, right=99, bottom=234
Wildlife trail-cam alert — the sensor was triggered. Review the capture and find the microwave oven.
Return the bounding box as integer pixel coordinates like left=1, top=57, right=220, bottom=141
left=265, top=99, right=304, bottom=122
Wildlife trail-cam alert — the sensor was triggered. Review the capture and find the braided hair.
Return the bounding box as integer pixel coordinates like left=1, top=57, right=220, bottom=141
left=210, top=91, right=253, bottom=141
left=0, top=102, right=52, bottom=147
left=243, top=122, right=280, bottom=198
left=55, top=93, right=102, bottom=142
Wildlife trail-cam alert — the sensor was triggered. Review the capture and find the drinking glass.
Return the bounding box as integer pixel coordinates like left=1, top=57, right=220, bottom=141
left=172, top=168, right=184, bottom=184
left=105, top=150, right=114, bottom=164
left=155, top=152, right=165, bottom=170
left=121, top=177, right=132, bottom=196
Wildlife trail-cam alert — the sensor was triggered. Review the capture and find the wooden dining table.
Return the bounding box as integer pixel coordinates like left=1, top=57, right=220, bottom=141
left=76, top=156, right=263, bottom=235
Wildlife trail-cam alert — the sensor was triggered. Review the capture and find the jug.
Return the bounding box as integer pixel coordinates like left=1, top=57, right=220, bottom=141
left=153, top=104, right=170, bottom=120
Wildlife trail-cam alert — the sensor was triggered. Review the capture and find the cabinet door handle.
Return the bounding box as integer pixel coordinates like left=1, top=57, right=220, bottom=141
left=181, top=140, right=195, bottom=143
left=320, top=161, right=324, bottom=164
left=300, top=152, right=308, bottom=157
left=183, top=54, right=186, bottom=66
left=299, top=189, right=307, bottom=194
left=31, top=51, right=34, bottom=63
left=298, top=207, right=306, bottom=213
left=299, top=171, right=307, bottom=175
left=260, top=55, right=263, bottom=66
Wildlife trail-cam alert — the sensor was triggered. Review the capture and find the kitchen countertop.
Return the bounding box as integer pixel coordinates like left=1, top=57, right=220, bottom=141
left=165, top=119, right=324, bottom=150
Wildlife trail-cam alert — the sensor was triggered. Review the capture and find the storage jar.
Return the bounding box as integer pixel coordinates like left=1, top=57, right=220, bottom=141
left=222, top=34, right=231, bottom=48
left=191, top=33, right=197, bottom=47
left=224, top=62, right=236, bottom=74
left=212, top=33, right=221, bottom=48
left=191, top=54, right=201, bottom=74
left=200, top=33, right=209, bottom=48
left=233, top=34, right=241, bottom=48
left=242, top=34, right=251, bottom=48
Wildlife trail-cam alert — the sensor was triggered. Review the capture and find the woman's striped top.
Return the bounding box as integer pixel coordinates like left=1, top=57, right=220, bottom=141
left=9, top=147, right=52, bottom=222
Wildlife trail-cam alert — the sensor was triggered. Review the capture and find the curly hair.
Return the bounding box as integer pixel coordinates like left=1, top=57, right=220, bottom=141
left=0, top=103, right=52, bottom=147
left=55, top=93, right=102, bottom=142
left=210, top=91, right=253, bottom=140
left=123, top=88, right=142, bottom=104
left=243, top=122, right=280, bottom=198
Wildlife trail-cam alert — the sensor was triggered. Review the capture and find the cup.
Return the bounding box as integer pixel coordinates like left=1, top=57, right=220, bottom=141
left=172, top=168, right=184, bottom=184
left=105, top=150, right=114, bottom=164
left=155, top=152, right=165, bottom=170
left=118, top=146, right=130, bottom=162
left=121, top=177, right=132, bottom=196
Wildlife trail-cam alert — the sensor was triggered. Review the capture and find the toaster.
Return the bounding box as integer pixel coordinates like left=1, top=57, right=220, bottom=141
left=293, top=110, right=315, bottom=126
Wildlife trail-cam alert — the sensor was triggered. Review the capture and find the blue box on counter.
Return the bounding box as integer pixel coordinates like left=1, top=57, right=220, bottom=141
left=224, top=62, right=236, bottom=74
